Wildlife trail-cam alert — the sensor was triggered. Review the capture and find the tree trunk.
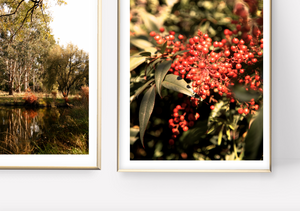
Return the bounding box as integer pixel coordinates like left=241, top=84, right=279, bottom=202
left=25, top=70, right=28, bottom=91
left=6, top=60, right=13, bottom=96
left=18, top=81, right=21, bottom=93
left=8, top=82, right=13, bottom=95
left=32, top=70, right=35, bottom=92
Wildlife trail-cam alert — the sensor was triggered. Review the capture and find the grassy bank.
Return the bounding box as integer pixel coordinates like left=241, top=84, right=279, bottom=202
left=0, top=91, right=76, bottom=107
left=33, top=105, right=89, bottom=154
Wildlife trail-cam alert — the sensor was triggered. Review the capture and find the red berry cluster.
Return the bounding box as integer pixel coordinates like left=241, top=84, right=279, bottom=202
left=149, top=24, right=263, bottom=140
left=168, top=95, right=200, bottom=145
left=238, top=98, right=260, bottom=115
left=231, top=0, right=263, bottom=44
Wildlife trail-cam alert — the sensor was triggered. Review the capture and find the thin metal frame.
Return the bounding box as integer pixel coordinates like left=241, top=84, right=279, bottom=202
left=118, top=0, right=271, bottom=172
left=0, top=0, right=102, bottom=170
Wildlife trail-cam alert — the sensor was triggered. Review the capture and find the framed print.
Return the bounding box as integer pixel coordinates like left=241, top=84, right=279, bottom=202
left=118, top=0, right=271, bottom=172
left=0, top=0, right=101, bottom=169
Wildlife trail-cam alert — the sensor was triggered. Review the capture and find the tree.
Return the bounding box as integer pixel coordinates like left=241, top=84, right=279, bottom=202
left=0, top=0, right=55, bottom=95
left=0, top=0, right=66, bottom=39
left=44, top=43, right=89, bottom=96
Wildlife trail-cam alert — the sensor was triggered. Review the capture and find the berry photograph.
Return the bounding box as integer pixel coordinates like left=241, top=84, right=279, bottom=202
left=0, top=0, right=99, bottom=165
left=128, top=0, right=269, bottom=164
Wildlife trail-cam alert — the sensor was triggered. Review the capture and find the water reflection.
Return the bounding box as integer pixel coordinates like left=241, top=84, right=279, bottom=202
left=0, top=106, right=67, bottom=154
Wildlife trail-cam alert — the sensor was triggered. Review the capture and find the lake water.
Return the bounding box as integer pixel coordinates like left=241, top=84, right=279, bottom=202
left=0, top=106, right=70, bottom=154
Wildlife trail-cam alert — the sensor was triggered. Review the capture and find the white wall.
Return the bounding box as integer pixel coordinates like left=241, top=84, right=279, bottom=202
left=1, top=1, right=300, bottom=210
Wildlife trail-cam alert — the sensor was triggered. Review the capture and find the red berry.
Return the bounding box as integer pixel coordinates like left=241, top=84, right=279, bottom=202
left=214, top=72, right=220, bottom=78
left=252, top=58, right=257, bottom=63
left=224, top=29, right=230, bottom=35
left=157, top=39, right=164, bottom=45
left=169, top=139, right=174, bottom=145
left=188, top=121, right=194, bottom=127
left=238, top=108, right=244, bottom=114
left=224, top=50, right=230, bottom=57
left=149, top=31, right=156, bottom=37
left=212, top=64, right=218, bottom=70
left=193, top=36, right=199, bottom=42
left=244, top=108, right=249, bottom=115
left=199, top=62, right=206, bottom=68
left=210, top=105, right=215, bottom=110
left=189, top=38, right=195, bottom=44
left=178, top=34, right=184, bottom=39
left=232, top=38, right=239, bottom=44
left=159, top=27, right=165, bottom=32
left=154, top=35, right=160, bottom=41
left=213, top=41, right=219, bottom=47
left=169, top=35, right=175, bottom=41
left=202, top=47, right=209, bottom=54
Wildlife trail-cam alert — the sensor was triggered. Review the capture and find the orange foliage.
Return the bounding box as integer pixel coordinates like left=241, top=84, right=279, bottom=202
left=22, top=110, right=38, bottom=119
left=23, top=89, right=38, bottom=104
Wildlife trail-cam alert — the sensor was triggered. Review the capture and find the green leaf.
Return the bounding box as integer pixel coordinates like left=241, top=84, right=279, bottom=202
left=139, top=52, right=152, bottom=57
left=233, top=143, right=239, bottom=160
left=218, top=124, right=224, bottom=145
left=243, top=108, right=263, bottom=160
left=139, top=85, right=156, bottom=147
left=130, top=79, right=155, bottom=103
left=226, top=127, right=231, bottom=141
left=146, top=58, right=164, bottom=76
left=172, top=50, right=189, bottom=57
left=139, top=10, right=160, bottom=32
left=155, top=60, right=172, bottom=98
left=162, top=74, right=195, bottom=97
left=231, top=84, right=261, bottom=102
left=207, top=100, right=229, bottom=128
left=207, top=125, right=216, bottom=134
left=160, top=41, right=167, bottom=54
left=130, top=55, right=146, bottom=71
left=179, top=119, right=208, bottom=148
left=209, top=101, right=226, bottom=120
left=131, top=39, right=154, bottom=49
left=144, top=47, right=158, bottom=55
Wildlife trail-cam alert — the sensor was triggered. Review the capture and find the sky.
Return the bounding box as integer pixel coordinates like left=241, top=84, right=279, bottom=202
left=49, top=0, right=90, bottom=53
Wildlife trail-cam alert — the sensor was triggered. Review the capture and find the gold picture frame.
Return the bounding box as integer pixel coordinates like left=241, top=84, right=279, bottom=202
left=118, top=0, right=271, bottom=172
left=0, top=0, right=101, bottom=169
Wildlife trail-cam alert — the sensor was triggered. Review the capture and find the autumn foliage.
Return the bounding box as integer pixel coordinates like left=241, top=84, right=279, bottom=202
left=23, top=89, right=38, bottom=105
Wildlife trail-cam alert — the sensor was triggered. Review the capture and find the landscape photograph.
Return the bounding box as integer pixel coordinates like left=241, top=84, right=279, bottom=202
left=0, top=0, right=90, bottom=154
